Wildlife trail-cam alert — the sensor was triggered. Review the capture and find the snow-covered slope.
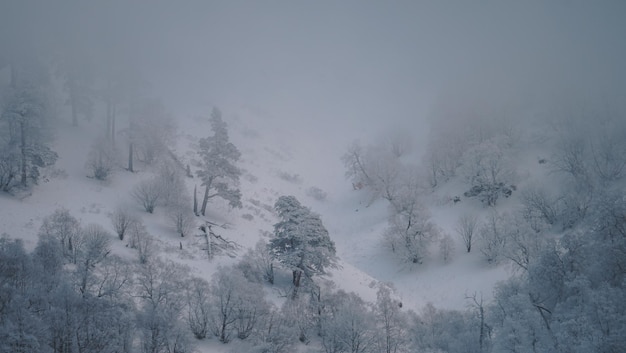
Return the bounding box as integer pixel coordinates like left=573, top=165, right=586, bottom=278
left=1, top=103, right=516, bottom=317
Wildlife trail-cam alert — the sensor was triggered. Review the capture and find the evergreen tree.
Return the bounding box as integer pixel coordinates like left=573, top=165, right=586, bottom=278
left=269, top=195, right=337, bottom=299
left=195, top=107, right=242, bottom=216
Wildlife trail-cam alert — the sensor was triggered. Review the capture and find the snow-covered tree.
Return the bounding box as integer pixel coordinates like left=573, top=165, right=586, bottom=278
left=342, top=140, right=406, bottom=203
left=320, top=290, right=377, bottom=353
left=269, top=195, right=337, bottom=299
left=478, top=211, right=510, bottom=264
left=375, top=285, right=407, bottom=353
left=38, top=208, right=81, bottom=262
left=86, top=135, right=118, bottom=180
left=460, top=139, right=516, bottom=206
left=0, top=63, right=57, bottom=192
left=208, top=267, right=269, bottom=343
left=455, top=213, right=479, bottom=253
left=195, top=107, right=242, bottom=215
left=128, top=99, right=176, bottom=168
left=132, top=177, right=162, bottom=213
left=384, top=191, right=439, bottom=264
left=134, top=259, right=193, bottom=353
left=110, top=204, right=139, bottom=241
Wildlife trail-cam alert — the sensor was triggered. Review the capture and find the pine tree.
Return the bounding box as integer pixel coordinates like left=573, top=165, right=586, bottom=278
left=195, top=107, right=242, bottom=215
left=269, top=195, right=337, bottom=299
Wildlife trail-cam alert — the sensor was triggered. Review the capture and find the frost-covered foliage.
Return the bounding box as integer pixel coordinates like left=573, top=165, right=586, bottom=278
left=208, top=267, right=271, bottom=343
left=0, top=63, right=57, bottom=192
left=341, top=139, right=407, bottom=204
left=86, top=135, right=118, bottom=180
left=319, top=290, right=377, bottom=353
left=195, top=107, right=242, bottom=215
left=109, top=204, right=139, bottom=240
left=385, top=191, right=439, bottom=264
left=132, top=177, right=162, bottom=213
left=477, top=211, right=510, bottom=265
left=269, top=195, right=337, bottom=298
left=128, top=99, right=176, bottom=167
left=39, top=208, right=82, bottom=262
left=460, top=139, right=516, bottom=206
left=487, top=186, right=626, bottom=352
left=237, top=239, right=275, bottom=284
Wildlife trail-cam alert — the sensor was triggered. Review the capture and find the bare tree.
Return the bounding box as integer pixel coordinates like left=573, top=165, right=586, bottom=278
left=86, top=135, right=118, bottom=180
left=127, top=221, right=155, bottom=264
left=550, top=136, right=588, bottom=181
left=38, top=208, right=81, bottom=261
left=385, top=190, right=439, bottom=264
left=478, top=211, right=509, bottom=264
left=521, top=187, right=560, bottom=230
left=109, top=205, right=139, bottom=240
left=169, top=204, right=195, bottom=237
left=455, top=213, right=479, bottom=253
left=132, top=178, right=161, bottom=213
left=76, top=223, right=112, bottom=296
left=185, top=277, right=211, bottom=339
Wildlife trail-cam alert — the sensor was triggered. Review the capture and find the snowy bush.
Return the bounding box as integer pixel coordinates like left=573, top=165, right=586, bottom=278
left=305, top=186, right=327, bottom=202
left=169, top=203, right=195, bottom=237
left=236, top=239, right=275, bottom=284
left=127, top=221, right=155, bottom=264
left=478, top=211, right=510, bottom=264
left=132, top=177, right=161, bottom=213
left=109, top=205, right=139, bottom=240
left=384, top=193, right=439, bottom=264
left=86, top=136, right=118, bottom=180
left=39, top=208, right=82, bottom=262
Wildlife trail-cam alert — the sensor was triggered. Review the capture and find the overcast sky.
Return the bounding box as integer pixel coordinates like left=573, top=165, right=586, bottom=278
left=2, top=1, right=625, bottom=140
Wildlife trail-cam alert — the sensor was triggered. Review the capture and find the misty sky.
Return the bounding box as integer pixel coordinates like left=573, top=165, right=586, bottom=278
left=2, top=1, right=625, bottom=141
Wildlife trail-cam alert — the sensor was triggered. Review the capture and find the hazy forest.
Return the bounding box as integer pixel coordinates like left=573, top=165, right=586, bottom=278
left=1, top=2, right=625, bottom=353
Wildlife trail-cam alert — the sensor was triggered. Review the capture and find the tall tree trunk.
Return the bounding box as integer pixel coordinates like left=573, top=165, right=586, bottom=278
left=20, top=119, right=27, bottom=186
left=201, top=185, right=209, bottom=216
left=70, top=82, right=78, bottom=127
left=111, top=105, right=116, bottom=144
left=193, top=185, right=198, bottom=216
left=127, top=143, right=134, bottom=172
left=106, top=98, right=111, bottom=140
left=292, top=269, right=302, bottom=300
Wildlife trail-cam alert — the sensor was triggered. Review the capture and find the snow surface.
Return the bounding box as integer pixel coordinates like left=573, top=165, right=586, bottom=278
left=0, top=105, right=520, bottom=352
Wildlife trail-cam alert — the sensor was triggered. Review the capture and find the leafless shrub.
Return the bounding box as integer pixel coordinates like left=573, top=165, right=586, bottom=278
left=455, top=213, right=479, bottom=253
left=109, top=205, right=139, bottom=240
left=86, top=136, right=118, bottom=180
left=132, top=178, right=161, bottom=213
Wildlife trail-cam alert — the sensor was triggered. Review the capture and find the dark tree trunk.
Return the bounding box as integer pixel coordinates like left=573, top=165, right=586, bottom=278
left=201, top=185, right=210, bottom=216
left=193, top=185, right=198, bottom=216
left=69, top=81, right=78, bottom=127
left=111, top=107, right=115, bottom=144
left=20, top=119, right=27, bottom=186
left=127, top=143, right=134, bottom=172
left=292, top=269, right=302, bottom=299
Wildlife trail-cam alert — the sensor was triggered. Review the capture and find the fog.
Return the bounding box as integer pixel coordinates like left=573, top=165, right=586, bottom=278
left=2, top=0, right=625, bottom=142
